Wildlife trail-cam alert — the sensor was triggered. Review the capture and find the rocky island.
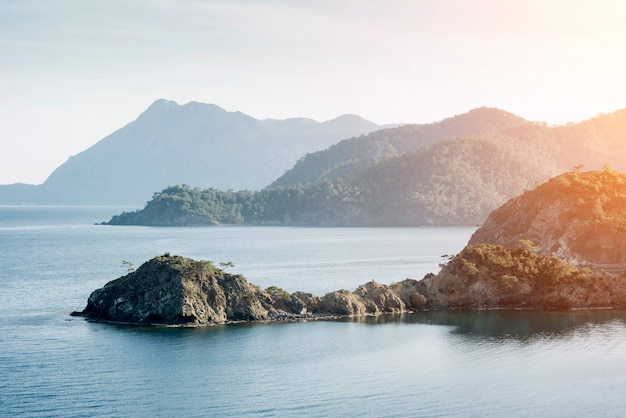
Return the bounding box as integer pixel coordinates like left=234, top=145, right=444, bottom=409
left=74, top=169, right=626, bottom=326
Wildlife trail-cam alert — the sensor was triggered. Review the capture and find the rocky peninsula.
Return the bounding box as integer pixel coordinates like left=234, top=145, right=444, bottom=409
left=425, top=169, right=626, bottom=309
left=73, top=253, right=428, bottom=326
left=73, top=169, right=626, bottom=326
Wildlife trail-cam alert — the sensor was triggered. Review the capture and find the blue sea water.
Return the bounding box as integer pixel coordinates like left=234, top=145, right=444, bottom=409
left=1, top=206, right=626, bottom=417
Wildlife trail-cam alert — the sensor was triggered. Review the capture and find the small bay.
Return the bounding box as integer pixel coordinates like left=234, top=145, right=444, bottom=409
left=1, top=206, right=626, bottom=417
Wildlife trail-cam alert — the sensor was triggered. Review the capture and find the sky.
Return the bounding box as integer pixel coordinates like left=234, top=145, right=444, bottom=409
left=2, top=0, right=626, bottom=185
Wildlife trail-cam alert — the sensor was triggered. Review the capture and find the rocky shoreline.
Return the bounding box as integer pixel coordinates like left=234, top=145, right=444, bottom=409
left=72, top=254, right=432, bottom=327
left=72, top=171, right=626, bottom=327
left=72, top=249, right=626, bottom=327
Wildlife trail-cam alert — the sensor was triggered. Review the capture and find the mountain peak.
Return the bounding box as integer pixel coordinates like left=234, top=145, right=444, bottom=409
left=181, top=101, right=227, bottom=113
left=28, top=99, right=381, bottom=204
left=451, top=107, right=527, bottom=125
left=326, top=114, right=370, bottom=124
left=148, top=98, right=179, bottom=110
left=136, top=99, right=180, bottom=120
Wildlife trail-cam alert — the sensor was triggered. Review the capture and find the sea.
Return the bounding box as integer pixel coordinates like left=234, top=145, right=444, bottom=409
left=2, top=206, right=626, bottom=417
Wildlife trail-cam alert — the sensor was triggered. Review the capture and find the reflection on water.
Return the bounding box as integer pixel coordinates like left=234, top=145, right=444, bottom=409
left=8, top=308, right=626, bottom=417
left=343, top=309, right=626, bottom=339
left=102, top=308, right=626, bottom=344
left=103, top=308, right=626, bottom=342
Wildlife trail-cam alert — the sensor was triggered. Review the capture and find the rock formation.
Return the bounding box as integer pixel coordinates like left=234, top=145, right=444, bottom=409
left=418, top=243, right=626, bottom=310
left=73, top=254, right=429, bottom=326
left=469, top=169, right=626, bottom=268
left=76, top=255, right=267, bottom=325
left=414, top=169, right=626, bottom=310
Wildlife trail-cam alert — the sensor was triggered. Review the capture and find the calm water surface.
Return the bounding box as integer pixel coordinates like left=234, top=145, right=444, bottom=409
left=1, top=206, right=626, bottom=417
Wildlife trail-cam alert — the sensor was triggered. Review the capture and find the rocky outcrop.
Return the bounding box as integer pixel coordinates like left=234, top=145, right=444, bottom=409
left=469, top=169, right=626, bottom=268
left=419, top=169, right=626, bottom=309
left=418, top=243, right=626, bottom=310
left=73, top=254, right=430, bottom=326
left=76, top=254, right=270, bottom=325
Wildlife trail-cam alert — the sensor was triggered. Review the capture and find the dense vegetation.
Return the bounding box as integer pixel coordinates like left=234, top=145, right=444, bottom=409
left=271, top=107, right=528, bottom=187
left=274, top=108, right=626, bottom=188
left=106, top=181, right=364, bottom=226
left=449, top=242, right=585, bottom=288
left=429, top=242, right=612, bottom=309
left=106, top=129, right=558, bottom=226
left=105, top=107, right=626, bottom=226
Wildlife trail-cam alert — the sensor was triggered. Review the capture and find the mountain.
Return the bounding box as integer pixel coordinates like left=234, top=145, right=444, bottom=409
left=271, top=107, right=529, bottom=187
left=0, top=99, right=384, bottom=205
left=103, top=127, right=558, bottom=226
left=103, top=107, right=626, bottom=227
left=272, top=107, right=626, bottom=198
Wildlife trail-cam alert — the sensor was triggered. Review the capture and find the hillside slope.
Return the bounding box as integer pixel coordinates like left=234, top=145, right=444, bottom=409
left=104, top=107, right=626, bottom=227
left=417, top=169, right=626, bottom=310
left=103, top=128, right=559, bottom=226
left=271, top=107, right=529, bottom=187
left=469, top=169, right=626, bottom=267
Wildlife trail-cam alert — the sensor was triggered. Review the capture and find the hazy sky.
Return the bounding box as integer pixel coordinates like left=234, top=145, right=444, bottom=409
left=2, top=0, right=626, bottom=185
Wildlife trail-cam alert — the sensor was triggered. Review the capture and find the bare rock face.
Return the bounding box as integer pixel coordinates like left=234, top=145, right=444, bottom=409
left=353, top=280, right=406, bottom=313
left=291, top=292, right=323, bottom=313
left=79, top=254, right=270, bottom=325
left=320, top=290, right=370, bottom=316
left=469, top=169, right=626, bottom=268
left=315, top=280, right=431, bottom=316
left=389, top=279, right=429, bottom=311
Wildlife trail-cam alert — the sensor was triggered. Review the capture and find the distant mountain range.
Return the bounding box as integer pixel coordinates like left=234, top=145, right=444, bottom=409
left=0, top=99, right=388, bottom=205
left=103, top=107, right=626, bottom=226
left=6, top=99, right=626, bottom=222
left=271, top=107, right=528, bottom=187
left=274, top=108, right=626, bottom=189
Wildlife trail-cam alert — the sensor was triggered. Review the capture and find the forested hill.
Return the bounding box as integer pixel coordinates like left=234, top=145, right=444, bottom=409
left=271, top=107, right=528, bottom=187
left=103, top=107, right=626, bottom=227
left=104, top=128, right=559, bottom=226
